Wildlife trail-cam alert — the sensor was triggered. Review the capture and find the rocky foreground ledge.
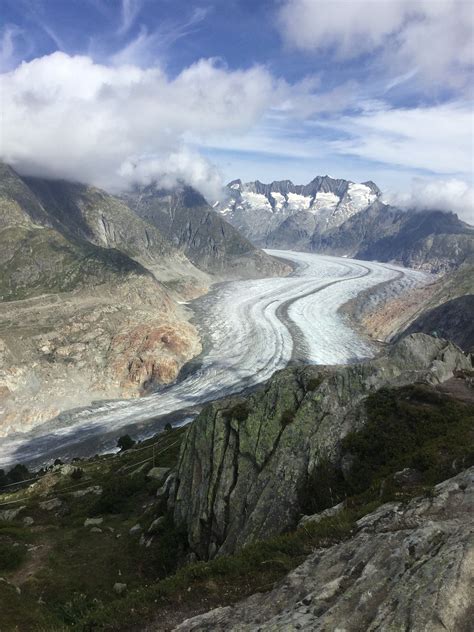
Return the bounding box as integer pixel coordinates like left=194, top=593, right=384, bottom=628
left=175, top=466, right=474, bottom=631
left=170, top=333, right=472, bottom=559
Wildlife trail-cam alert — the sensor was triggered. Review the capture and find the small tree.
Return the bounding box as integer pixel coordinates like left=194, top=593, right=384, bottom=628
left=0, top=469, right=8, bottom=490
left=117, top=434, right=135, bottom=452
left=70, top=467, right=84, bottom=481
left=7, top=464, right=30, bottom=484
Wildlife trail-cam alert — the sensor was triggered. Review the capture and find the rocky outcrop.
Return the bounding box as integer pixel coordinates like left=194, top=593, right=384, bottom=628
left=175, top=466, right=474, bottom=631
left=171, top=334, right=472, bottom=560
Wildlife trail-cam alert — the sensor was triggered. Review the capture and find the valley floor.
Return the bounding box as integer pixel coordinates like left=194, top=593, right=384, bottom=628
left=0, top=252, right=428, bottom=469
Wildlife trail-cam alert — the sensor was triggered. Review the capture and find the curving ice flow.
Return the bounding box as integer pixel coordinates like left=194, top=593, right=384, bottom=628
left=0, top=251, right=428, bottom=467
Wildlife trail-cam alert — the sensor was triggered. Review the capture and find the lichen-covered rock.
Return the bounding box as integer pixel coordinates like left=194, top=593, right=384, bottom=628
left=174, top=467, right=474, bottom=631
left=172, top=334, right=472, bottom=559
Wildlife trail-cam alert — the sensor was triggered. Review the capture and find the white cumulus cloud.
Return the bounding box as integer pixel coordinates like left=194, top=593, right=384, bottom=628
left=119, top=148, right=223, bottom=202
left=0, top=52, right=277, bottom=198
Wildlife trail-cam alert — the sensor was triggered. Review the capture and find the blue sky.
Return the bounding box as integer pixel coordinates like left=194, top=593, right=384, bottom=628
left=1, top=0, right=473, bottom=216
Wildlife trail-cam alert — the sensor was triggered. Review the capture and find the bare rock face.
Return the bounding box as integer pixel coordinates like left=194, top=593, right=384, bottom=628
left=0, top=277, right=201, bottom=436
left=175, top=467, right=474, bottom=631
left=171, top=334, right=472, bottom=560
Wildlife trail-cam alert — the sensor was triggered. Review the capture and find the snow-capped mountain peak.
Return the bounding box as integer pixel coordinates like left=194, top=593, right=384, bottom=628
left=215, top=176, right=381, bottom=245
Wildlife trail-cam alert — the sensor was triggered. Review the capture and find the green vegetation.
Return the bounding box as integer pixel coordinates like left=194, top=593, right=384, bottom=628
left=116, top=434, right=135, bottom=452
left=0, top=383, right=472, bottom=631
left=306, top=376, right=324, bottom=391
left=77, top=503, right=372, bottom=631
left=300, top=384, right=474, bottom=515
left=0, top=541, right=27, bottom=572
left=223, top=401, right=250, bottom=422
left=280, top=408, right=295, bottom=426
left=0, top=427, right=186, bottom=631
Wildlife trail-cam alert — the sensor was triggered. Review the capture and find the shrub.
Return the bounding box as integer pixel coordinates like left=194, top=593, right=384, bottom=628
left=280, top=409, right=295, bottom=426
left=90, top=474, right=144, bottom=515
left=223, top=402, right=249, bottom=422
left=299, top=456, right=347, bottom=515
left=7, top=464, right=30, bottom=484
left=117, top=434, right=136, bottom=452
left=70, top=468, right=83, bottom=481
left=0, top=542, right=27, bottom=572
left=306, top=377, right=323, bottom=392
left=299, top=384, right=474, bottom=515
left=341, top=384, right=474, bottom=495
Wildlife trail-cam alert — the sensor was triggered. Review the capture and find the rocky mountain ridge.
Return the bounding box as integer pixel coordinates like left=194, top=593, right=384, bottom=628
left=170, top=333, right=472, bottom=560
left=122, top=182, right=289, bottom=278
left=217, top=175, right=473, bottom=273
left=218, top=175, right=381, bottom=245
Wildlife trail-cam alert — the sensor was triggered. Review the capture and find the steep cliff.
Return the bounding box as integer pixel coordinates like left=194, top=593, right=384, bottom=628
left=171, top=334, right=472, bottom=560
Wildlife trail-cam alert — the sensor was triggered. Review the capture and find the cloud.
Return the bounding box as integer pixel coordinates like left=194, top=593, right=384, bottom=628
left=118, top=0, right=142, bottom=35
left=386, top=178, right=474, bottom=224
left=110, top=6, right=210, bottom=67
left=329, top=101, right=474, bottom=175
left=277, top=0, right=474, bottom=87
left=119, top=148, right=223, bottom=201
left=0, top=52, right=277, bottom=199
left=0, top=25, right=32, bottom=71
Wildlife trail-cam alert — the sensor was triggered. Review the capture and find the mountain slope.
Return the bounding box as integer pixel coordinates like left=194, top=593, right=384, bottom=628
left=341, top=254, right=474, bottom=361
left=0, top=163, right=152, bottom=300
left=25, top=176, right=172, bottom=255
left=122, top=183, right=290, bottom=278
left=0, top=165, right=203, bottom=435
left=356, top=208, right=474, bottom=272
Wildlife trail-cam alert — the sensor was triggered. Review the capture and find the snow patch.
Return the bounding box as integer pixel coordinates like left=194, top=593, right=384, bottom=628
left=346, top=183, right=377, bottom=211
left=270, top=192, right=286, bottom=211
left=242, top=191, right=273, bottom=211
left=311, top=191, right=340, bottom=213
left=287, top=193, right=312, bottom=211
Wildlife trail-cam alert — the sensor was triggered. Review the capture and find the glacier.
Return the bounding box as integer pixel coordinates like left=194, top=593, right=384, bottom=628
left=0, top=251, right=428, bottom=467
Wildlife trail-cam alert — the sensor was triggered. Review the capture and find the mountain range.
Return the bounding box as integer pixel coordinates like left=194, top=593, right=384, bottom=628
left=217, top=176, right=473, bottom=272
left=1, top=163, right=472, bottom=436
